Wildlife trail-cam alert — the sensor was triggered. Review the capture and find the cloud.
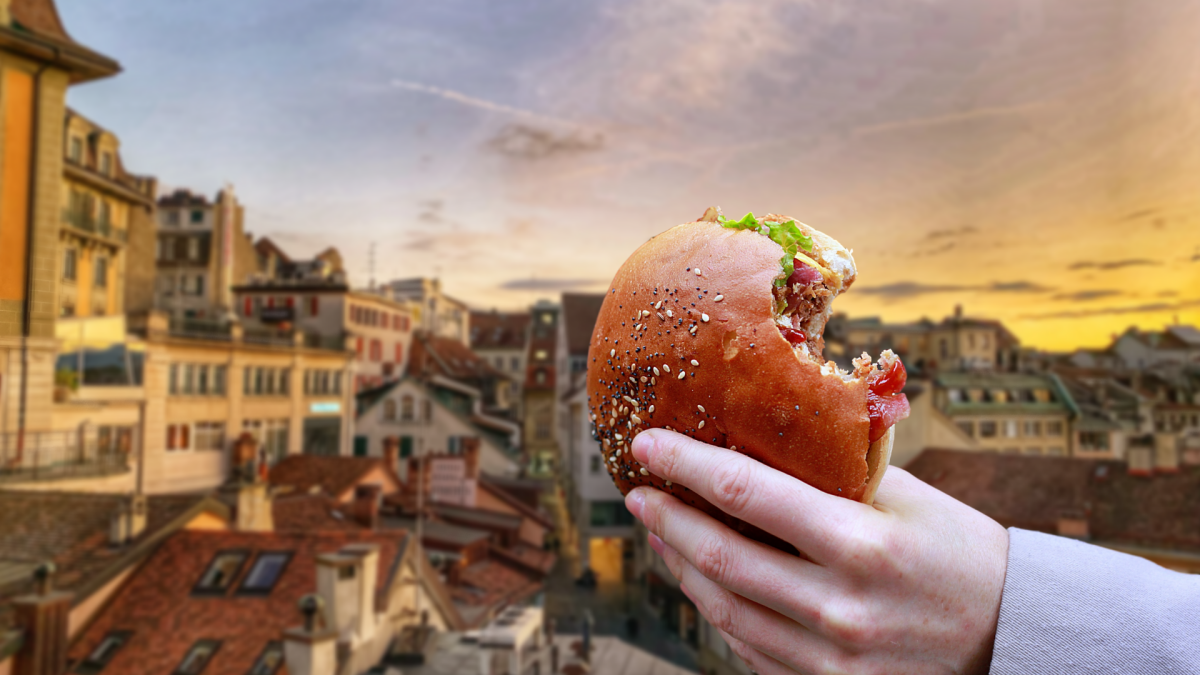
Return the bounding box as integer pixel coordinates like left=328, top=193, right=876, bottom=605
left=924, top=226, right=978, bottom=241
left=855, top=280, right=1052, bottom=299
left=1159, top=290, right=1179, bottom=297
left=1119, top=208, right=1157, bottom=221
left=853, top=101, right=1055, bottom=137
left=498, top=278, right=606, bottom=291
left=1068, top=259, right=1160, bottom=271
left=486, top=124, right=605, bottom=160
left=1019, top=298, right=1200, bottom=321
left=1051, top=289, right=1123, bottom=302
left=390, top=79, right=584, bottom=129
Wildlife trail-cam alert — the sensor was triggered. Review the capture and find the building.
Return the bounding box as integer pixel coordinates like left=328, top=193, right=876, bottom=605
left=931, top=372, right=1077, bottom=456
left=840, top=306, right=1021, bottom=374
left=524, top=301, right=560, bottom=477
left=469, top=309, right=531, bottom=416
left=58, top=108, right=156, bottom=320
left=1, top=0, right=121, bottom=465
left=254, top=237, right=345, bottom=283
left=386, top=277, right=471, bottom=345
left=233, top=277, right=415, bottom=393
left=1108, top=325, right=1200, bottom=369
left=888, top=379, right=979, bottom=468
left=154, top=187, right=259, bottom=320
left=407, top=330, right=516, bottom=418
left=268, top=453, right=404, bottom=503
left=907, top=448, right=1200, bottom=573
left=354, top=376, right=520, bottom=477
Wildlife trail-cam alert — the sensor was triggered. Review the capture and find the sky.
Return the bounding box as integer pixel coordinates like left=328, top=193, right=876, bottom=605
left=59, top=0, right=1200, bottom=351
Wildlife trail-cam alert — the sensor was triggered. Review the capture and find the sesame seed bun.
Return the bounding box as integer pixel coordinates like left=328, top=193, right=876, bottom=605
left=587, top=210, right=895, bottom=549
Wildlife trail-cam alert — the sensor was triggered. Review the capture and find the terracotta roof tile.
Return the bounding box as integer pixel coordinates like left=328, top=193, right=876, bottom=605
left=469, top=312, right=530, bottom=350
left=268, top=455, right=395, bottom=501
left=67, top=529, right=407, bottom=675
left=407, top=331, right=507, bottom=383
left=272, top=493, right=364, bottom=532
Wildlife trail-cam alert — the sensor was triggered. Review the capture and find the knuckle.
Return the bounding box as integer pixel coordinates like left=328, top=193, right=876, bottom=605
left=710, top=458, right=755, bottom=515
left=653, top=435, right=683, bottom=479
left=702, top=587, right=742, bottom=636
left=692, top=531, right=736, bottom=585
left=816, top=598, right=879, bottom=649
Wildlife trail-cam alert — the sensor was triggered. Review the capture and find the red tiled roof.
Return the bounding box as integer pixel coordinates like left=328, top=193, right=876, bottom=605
left=478, top=477, right=555, bottom=530
left=469, top=312, right=530, bottom=350
left=491, top=544, right=556, bottom=577
left=268, top=455, right=398, bottom=501
left=8, top=0, right=71, bottom=43
left=408, top=331, right=507, bottom=382
left=272, top=493, right=364, bottom=533
left=907, top=449, right=1200, bottom=552
left=451, top=558, right=542, bottom=611
left=67, top=529, right=407, bottom=675
left=0, top=492, right=221, bottom=631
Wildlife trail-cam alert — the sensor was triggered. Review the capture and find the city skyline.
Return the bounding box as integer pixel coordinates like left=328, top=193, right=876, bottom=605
left=60, top=0, right=1200, bottom=351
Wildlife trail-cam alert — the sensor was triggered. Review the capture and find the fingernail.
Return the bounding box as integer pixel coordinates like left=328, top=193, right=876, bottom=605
left=631, top=431, right=653, bottom=465
left=648, top=532, right=664, bottom=556
left=626, top=489, right=646, bottom=521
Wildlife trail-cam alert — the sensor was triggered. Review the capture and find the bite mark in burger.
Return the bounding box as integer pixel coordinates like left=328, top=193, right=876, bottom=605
left=586, top=207, right=910, bottom=548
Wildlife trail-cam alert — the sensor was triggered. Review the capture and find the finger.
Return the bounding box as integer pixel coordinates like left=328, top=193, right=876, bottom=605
left=634, top=488, right=831, bottom=630
left=631, top=428, right=859, bottom=563
left=716, top=628, right=800, bottom=675
left=676, top=556, right=847, bottom=675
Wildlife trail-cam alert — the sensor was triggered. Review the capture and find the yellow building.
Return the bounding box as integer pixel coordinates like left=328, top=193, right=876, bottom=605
left=1, top=0, right=120, bottom=445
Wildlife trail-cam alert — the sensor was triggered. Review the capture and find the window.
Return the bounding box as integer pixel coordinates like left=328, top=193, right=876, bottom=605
left=193, top=422, right=225, bottom=451
left=535, top=370, right=547, bottom=386
left=535, top=411, right=552, bottom=440
left=94, top=256, right=108, bottom=287
left=1046, top=421, right=1064, bottom=436
left=384, top=399, right=397, bottom=421
left=190, top=209, right=204, bottom=224
left=978, top=420, right=997, bottom=438
left=590, top=501, right=635, bottom=527
left=510, top=356, right=520, bottom=371
left=69, top=136, right=83, bottom=162
left=162, top=237, right=176, bottom=261
left=98, top=201, right=111, bottom=227
left=400, top=395, right=415, bottom=421
left=182, top=364, right=196, bottom=394
left=956, top=421, right=975, bottom=438
left=238, top=552, right=292, bottom=594
left=100, top=151, right=113, bottom=176
left=63, top=248, right=77, bottom=282
left=534, top=349, right=549, bottom=361
left=78, top=630, right=133, bottom=674
left=1003, top=420, right=1019, bottom=438
left=187, top=237, right=199, bottom=260
left=494, top=356, right=504, bottom=370
left=590, top=455, right=602, bottom=474
left=244, top=367, right=289, bottom=396
left=1026, top=447, right=1043, bottom=455
left=394, top=342, right=403, bottom=363
left=174, top=640, right=221, bottom=675
left=355, top=337, right=364, bottom=359
left=422, top=399, right=433, bottom=422
left=947, top=388, right=963, bottom=403
left=169, top=364, right=179, bottom=395
left=167, top=424, right=191, bottom=451
left=1024, top=420, right=1042, bottom=437
left=194, top=551, right=248, bottom=594
left=370, top=339, right=382, bottom=362
left=165, top=210, right=180, bottom=226
left=308, top=295, right=319, bottom=316
left=246, top=641, right=284, bottom=675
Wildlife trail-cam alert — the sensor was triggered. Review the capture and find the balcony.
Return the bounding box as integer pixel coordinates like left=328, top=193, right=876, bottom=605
left=62, top=208, right=128, bottom=244
left=0, top=430, right=131, bottom=484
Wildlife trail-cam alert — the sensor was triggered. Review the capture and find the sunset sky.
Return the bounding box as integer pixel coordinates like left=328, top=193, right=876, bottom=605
left=60, top=0, right=1200, bottom=351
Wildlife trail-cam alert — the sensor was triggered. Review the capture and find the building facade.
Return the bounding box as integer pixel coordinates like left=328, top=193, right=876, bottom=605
left=932, top=372, right=1076, bottom=456
left=523, top=301, right=559, bottom=477
left=386, top=277, right=470, bottom=346
left=469, top=309, right=530, bottom=418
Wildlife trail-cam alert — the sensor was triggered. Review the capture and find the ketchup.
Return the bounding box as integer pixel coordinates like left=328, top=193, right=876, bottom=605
left=866, top=358, right=910, bottom=442
left=780, top=326, right=807, bottom=346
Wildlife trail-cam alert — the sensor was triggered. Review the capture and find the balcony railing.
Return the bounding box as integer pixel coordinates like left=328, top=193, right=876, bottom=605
left=62, top=208, right=127, bottom=243
left=168, top=317, right=233, bottom=341
left=0, top=430, right=131, bottom=483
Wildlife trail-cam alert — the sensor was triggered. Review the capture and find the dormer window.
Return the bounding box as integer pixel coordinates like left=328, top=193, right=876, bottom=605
left=100, top=151, right=113, bottom=176
left=69, top=136, right=83, bottom=162
left=193, top=550, right=248, bottom=594
left=174, top=640, right=221, bottom=675
left=246, top=642, right=284, bottom=675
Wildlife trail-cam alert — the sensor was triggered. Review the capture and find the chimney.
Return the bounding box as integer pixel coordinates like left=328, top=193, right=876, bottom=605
left=383, top=437, right=399, bottom=477
left=1154, top=433, right=1181, bottom=473
left=353, top=484, right=381, bottom=530
left=461, top=437, right=481, bottom=480
left=11, top=564, right=71, bottom=675
left=953, top=304, right=963, bottom=321
left=108, top=494, right=148, bottom=546
left=315, top=544, right=380, bottom=643
left=283, top=595, right=338, bottom=675
left=231, top=432, right=258, bottom=483
left=236, top=482, right=274, bottom=532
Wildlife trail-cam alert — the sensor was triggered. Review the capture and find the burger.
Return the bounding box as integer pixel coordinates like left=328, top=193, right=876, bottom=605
left=586, top=207, right=910, bottom=546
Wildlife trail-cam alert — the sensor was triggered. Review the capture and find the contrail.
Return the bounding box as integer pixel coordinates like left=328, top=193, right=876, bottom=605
left=390, top=79, right=582, bottom=129
left=853, top=101, right=1054, bottom=137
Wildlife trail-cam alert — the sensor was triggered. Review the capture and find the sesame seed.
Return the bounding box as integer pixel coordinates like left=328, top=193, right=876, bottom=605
left=714, top=295, right=724, bottom=302
left=615, top=434, right=623, bottom=441
left=663, top=364, right=671, bottom=373
left=628, top=471, right=635, bottom=478
left=697, top=405, right=705, bottom=413
left=691, top=359, right=699, bottom=366
left=610, top=349, right=616, bottom=357
left=665, top=480, right=673, bottom=487
left=701, top=313, right=710, bottom=322
left=634, top=324, right=641, bottom=331
left=698, top=420, right=706, bottom=429
left=653, top=367, right=660, bottom=376
left=640, top=376, right=648, bottom=383
left=677, top=370, right=686, bottom=380
left=695, top=268, right=703, bottom=276
left=730, top=446, right=736, bottom=451
left=631, top=414, right=642, bottom=424
left=655, top=301, right=663, bottom=310
left=642, top=310, right=650, bottom=317
left=651, top=377, right=656, bottom=385
left=689, top=325, right=697, bottom=334
left=640, top=467, right=650, bottom=476
left=666, top=310, right=674, bottom=318
left=648, top=405, right=655, bottom=413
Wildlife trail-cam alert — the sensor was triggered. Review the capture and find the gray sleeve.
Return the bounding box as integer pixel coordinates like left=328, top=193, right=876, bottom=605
left=990, top=528, right=1200, bottom=675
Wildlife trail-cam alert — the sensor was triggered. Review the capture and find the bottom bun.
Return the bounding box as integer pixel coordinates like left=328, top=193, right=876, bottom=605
left=861, top=426, right=894, bottom=505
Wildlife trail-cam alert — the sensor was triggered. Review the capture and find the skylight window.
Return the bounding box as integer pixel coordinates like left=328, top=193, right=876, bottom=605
left=174, top=639, right=220, bottom=675
left=76, top=630, right=132, bottom=674
left=246, top=641, right=284, bottom=675
left=193, top=550, right=247, bottom=594
left=237, top=552, right=292, bottom=594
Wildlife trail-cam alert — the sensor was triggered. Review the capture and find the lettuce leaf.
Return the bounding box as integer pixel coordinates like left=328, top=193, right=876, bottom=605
left=718, top=212, right=814, bottom=287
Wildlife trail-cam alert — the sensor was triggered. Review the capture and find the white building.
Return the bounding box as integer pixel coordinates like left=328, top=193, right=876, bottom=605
left=385, top=277, right=471, bottom=346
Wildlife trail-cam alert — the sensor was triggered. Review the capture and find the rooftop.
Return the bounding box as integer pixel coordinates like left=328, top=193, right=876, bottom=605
left=469, top=311, right=531, bottom=351
left=267, top=455, right=398, bottom=501
left=403, top=632, right=695, bottom=675
left=409, top=331, right=508, bottom=384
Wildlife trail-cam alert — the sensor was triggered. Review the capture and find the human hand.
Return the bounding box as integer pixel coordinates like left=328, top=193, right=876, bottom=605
left=624, top=429, right=1009, bottom=675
